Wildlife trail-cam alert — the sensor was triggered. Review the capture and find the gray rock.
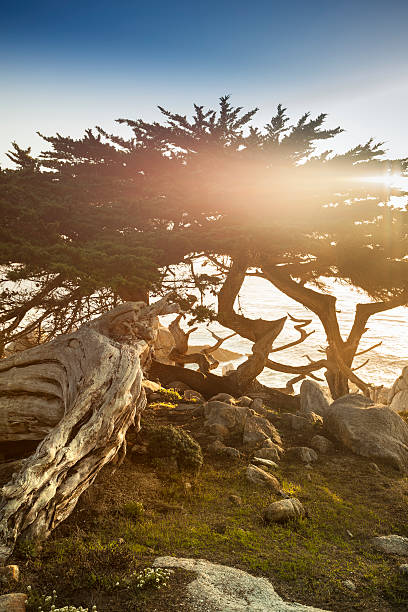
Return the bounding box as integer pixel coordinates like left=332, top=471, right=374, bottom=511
left=142, top=379, right=162, bottom=395
left=252, top=457, right=278, bottom=469
left=263, top=498, right=306, bottom=523
left=152, top=557, right=330, bottom=611
left=371, top=535, right=408, bottom=556
left=310, top=435, right=334, bottom=454
left=0, top=593, right=27, bottom=612
left=229, top=494, right=242, bottom=506
left=223, top=446, right=241, bottom=460
left=236, top=396, right=253, bottom=407
left=399, top=564, right=408, bottom=576
left=300, top=380, right=330, bottom=417
left=280, top=413, right=312, bottom=431
left=203, top=401, right=249, bottom=439
left=343, top=580, right=356, bottom=591
left=287, top=447, right=318, bottom=463
left=243, top=415, right=282, bottom=448
left=184, top=389, right=206, bottom=403
left=389, top=389, right=408, bottom=414
left=209, top=393, right=236, bottom=404
left=251, top=397, right=267, bottom=415
left=254, top=444, right=283, bottom=462
left=245, top=465, right=280, bottom=491
left=167, top=380, right=191, bottom=392
left=330, top=393, right=374, bottom=410
left=325, top=400, right=408, bottom=471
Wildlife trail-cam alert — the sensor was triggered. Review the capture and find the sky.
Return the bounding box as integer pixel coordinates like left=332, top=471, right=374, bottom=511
left=1, top=0, right=408, bottom=167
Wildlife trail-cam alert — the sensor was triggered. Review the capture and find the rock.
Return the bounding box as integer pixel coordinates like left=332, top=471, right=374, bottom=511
left=209, top=393, right=235, bottom=404
left=208, top=439, right=227, bottom=455
left=254, top=444, right=282, bottom=462
left=167, top=380, right=191, bottom=392
left=243, top=415, right=282, bottom=448
left=310, top=435, right=334, bottom=454
left=229, top=494, right=242, bottom=506
left=325, top=399, right=408, bottom=471
left=203, top=401, right=249, bottom=439
left=236, top=396, right=253, bottom=407
left=371, top=535, right=408, bottom=556
left=152, top=557, right=329, bottom=611
left=250, top=398, right=267, bottom=415
left=280, top=413, right=312, bottom=431
left=0, top=566, right=19, bottom=581
left=300, top=380, right=330, bottom=417
left=388, top=366, right=408, bottom=405
left=330, top=393, right=374, bottom=410
left=399, top=564, right=408, bottom=576
left=343, top=580, right=356, bottom=591
left=389, top=389, right=408, bottom=414
left=245, top=465, right=280, bottom=491
left=286, top=447, right=318, bottom=463
left=0, top=593, right=26, bottom=612
left=131, top=443, right=148, bottom=455
left=208, top=439, right=241, bottom=460
left=263, top=498, right=306, bottom=523
left=142, top=379, right=162, bottom=395
left=184, top=389, right=206, bottom=403
left=223, top=447, right=241, bottom=460
left=252, top=457, right=278, bottom=469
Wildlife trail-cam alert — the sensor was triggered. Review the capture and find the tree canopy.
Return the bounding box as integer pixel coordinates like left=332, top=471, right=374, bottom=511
left=1, top=96, right=407, bottom=397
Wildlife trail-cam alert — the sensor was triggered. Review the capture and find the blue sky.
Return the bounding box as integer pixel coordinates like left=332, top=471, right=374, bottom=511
left=1, top=0, right=408, bottom=166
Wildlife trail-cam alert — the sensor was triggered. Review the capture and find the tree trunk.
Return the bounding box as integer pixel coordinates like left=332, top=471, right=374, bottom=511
left=0, top=298, right=178, bottom=563
left=148, top=359, right=300, bottom=412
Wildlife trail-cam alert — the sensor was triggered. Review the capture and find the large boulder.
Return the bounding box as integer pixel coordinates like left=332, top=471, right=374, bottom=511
left=153, top=557, right=330, bottom=611
left=243, top=415, right=282, bottom=448
left=370, top=535, right=408, bottom=556
left=203, top=401, right=249, bottom=439
left=299, top=380, right=330, bottom=417
left=325, top=396, right=408, bottom=471
left=389, top=389, right=408, bottom=414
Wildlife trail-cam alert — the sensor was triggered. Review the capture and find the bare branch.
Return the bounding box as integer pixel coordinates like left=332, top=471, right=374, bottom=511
left=355, top=340, right=382, bottom=356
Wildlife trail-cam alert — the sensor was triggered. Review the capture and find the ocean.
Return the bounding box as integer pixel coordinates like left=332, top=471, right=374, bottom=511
left=161, top=275, right=408, bottom=391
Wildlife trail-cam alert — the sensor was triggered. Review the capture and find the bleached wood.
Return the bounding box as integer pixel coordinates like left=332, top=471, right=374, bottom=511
left=0, top=298, right=178, bottom=562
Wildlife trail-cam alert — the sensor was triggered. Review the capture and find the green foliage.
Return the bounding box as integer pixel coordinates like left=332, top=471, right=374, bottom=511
left=147, top=424, right=203, bottom=473
left=121, top=501, right=145, bottom=520
left=153, top=388, right=182, bottom=402
left=26, top=586, right=97, bottom=612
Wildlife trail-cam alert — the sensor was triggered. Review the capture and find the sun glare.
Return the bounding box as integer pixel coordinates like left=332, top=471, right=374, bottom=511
left=364, top=173, right=402, bottom=187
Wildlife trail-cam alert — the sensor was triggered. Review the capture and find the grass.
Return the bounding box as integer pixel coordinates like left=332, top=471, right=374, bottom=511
left=4, top=407, right=408, bottom=611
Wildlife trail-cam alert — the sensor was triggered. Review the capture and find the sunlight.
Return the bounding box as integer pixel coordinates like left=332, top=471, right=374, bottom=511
left=364, top=173, right=402, bottom=187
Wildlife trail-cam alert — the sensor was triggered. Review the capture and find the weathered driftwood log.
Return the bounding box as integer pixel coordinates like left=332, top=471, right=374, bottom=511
left=0, top=297, right=178, bottom=563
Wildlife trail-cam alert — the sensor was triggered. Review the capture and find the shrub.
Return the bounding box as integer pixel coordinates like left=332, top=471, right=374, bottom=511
left=147, top=424, right=203, bottom=473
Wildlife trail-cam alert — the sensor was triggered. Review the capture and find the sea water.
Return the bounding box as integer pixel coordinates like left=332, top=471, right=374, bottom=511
left=161, top=275, right=408, bottom=390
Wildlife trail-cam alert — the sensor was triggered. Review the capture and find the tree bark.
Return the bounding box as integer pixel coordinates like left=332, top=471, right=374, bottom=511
left=148, top=359, right=300, bottom=412
left=0, top=297, right=178, bottom=562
